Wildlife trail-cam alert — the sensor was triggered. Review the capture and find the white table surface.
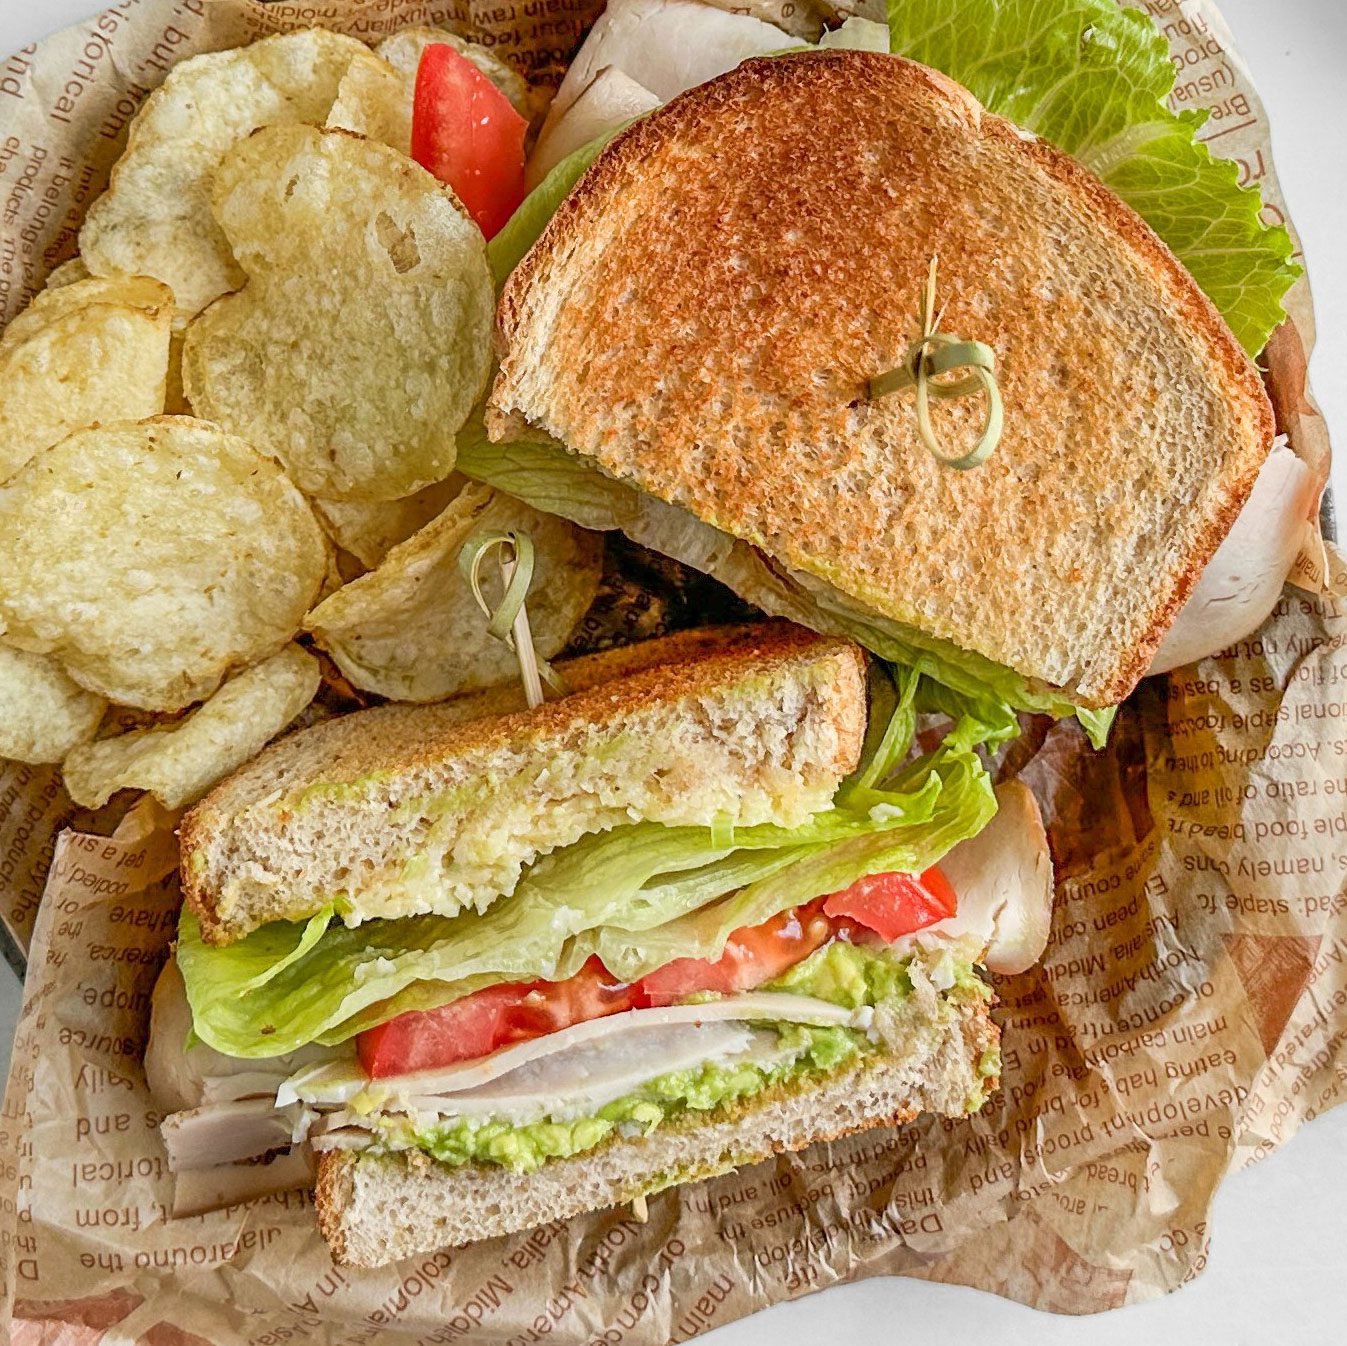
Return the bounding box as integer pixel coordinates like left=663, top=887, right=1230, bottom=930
left=0, top=1, right=1344, bottom=1340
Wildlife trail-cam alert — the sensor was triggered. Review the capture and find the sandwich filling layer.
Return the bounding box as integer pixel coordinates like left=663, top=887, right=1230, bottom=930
left=162, top=629, right=1045, bottom=1241
left=316, top=981, right=1000, bottom=1266
left=306, top=945, right=996, bottom=1174
left=161, top=927, right=997, bottom=1180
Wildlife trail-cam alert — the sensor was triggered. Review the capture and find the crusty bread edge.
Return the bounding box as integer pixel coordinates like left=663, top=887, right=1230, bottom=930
left=493, top=50, right=1275, bottom=708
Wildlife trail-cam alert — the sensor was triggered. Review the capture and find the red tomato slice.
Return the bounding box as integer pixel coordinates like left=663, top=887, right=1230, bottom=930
left=357, top=957, right=637, bottom=1078
left=410, top=44, right=526, bottom=239
left=821, top=868, right=956, bottom=943
left=358, top=872, right=959, bottom=1077
left=503, top=956, right=639, bottom=1043
left=358, top=981, right=517, bottom=1077
left=637, top=902, right=834, bottom=1007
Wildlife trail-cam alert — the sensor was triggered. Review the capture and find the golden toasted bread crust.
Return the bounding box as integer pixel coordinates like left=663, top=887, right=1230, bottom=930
left=313, top=1099, right=926, bottom=1264
left=180, top=623, right=859, bottom=831
left=492, top=51, right=1274, bottom=706
left=978, top=102, right=1274, bottom=701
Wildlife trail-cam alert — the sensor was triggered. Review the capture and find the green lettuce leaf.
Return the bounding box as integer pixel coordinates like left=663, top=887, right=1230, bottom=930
left=589, top=742, right=993, bottom=980
left=853, top=663, right=918, bottom=790
left=776, top=570, right=1112, bottom=745
left=178, top=688, right=994, bottom=1058
left=454, top=406, right=642, bottom=531
left=885, top=0, right=1298, bottom=354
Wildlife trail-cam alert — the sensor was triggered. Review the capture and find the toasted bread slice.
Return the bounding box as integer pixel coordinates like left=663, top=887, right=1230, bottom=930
left=181, top=623, right=866, bottom=945
left=315, top=992, right=996, bottom=1266
left=491, top=50, right=1274, bottom=707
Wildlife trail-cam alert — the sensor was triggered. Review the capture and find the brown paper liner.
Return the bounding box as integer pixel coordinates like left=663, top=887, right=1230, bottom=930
left=0, top=1, right=1343, bottom=1340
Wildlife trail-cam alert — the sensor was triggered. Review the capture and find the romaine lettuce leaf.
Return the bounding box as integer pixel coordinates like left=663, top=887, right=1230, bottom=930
left=885, top=0, right=1298, bottom=354
left=588, top=743, right=993, bottom=979
left=178, top=688, right=995, bottom=1058
left=853, top=662, right=918, bottom=790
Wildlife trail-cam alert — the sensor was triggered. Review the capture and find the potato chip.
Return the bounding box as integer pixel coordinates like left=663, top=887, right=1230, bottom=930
left=0, top=417, right=329, bottom=712
left=183, top=124, right=493, bottom=502
left=80, top=29, right=376, bottom=321
left=305, top=484, right=602, bottom=701
left=0, top=643, right=106, bottom=765
left=0, top=276, right=173, bottom=482
left=376, top=27, right=532, bottom=118
left=62, top=645, right=320, bottom=809
left=43, top=256, right=91, bottom=289
left=327, top=51, right=413, bottom=155
left=3, top=274, right=169, bottom=338
left=311, top=475, right=465, bottom=569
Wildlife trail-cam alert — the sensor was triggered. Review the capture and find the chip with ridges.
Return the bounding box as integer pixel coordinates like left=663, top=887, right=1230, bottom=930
left=328, top=28, right=534, bottom=157
left=327, top=50, right=414, bottom=155
left=0, top=276, right=173, bottom=482
left=63, top=646, right=321, bottom=809
left=183, top=124, right=493, bottom=502
left=0, top=417, right=329, bottom=712
left=42, top=256, right=91, bottom=290
left=80, top=29, right=376, bottom=321
left=305, top=483, right=602, bottom=701
left=311, top=476, right=466, bottom=570
left=0, top=643, right=106, bottom=765
left=376, top=27, right=532, bottom=118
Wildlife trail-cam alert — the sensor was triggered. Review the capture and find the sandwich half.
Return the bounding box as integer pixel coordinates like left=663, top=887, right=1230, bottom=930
left=159, top=623, right=1053, bottom=1265
left=475, top=45, right=1277, bottom=722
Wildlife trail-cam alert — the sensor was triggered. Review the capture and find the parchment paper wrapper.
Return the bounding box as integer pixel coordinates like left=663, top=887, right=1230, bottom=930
left=0, top=1, right=1344, bottom=1340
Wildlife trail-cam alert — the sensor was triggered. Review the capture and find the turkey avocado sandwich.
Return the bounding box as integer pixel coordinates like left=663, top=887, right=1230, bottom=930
left=153, top=623, right=1053, bottom=1266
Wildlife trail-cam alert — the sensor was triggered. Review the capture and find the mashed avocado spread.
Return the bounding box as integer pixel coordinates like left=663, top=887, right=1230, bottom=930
left=366, top=944, right=993, bottom=1173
